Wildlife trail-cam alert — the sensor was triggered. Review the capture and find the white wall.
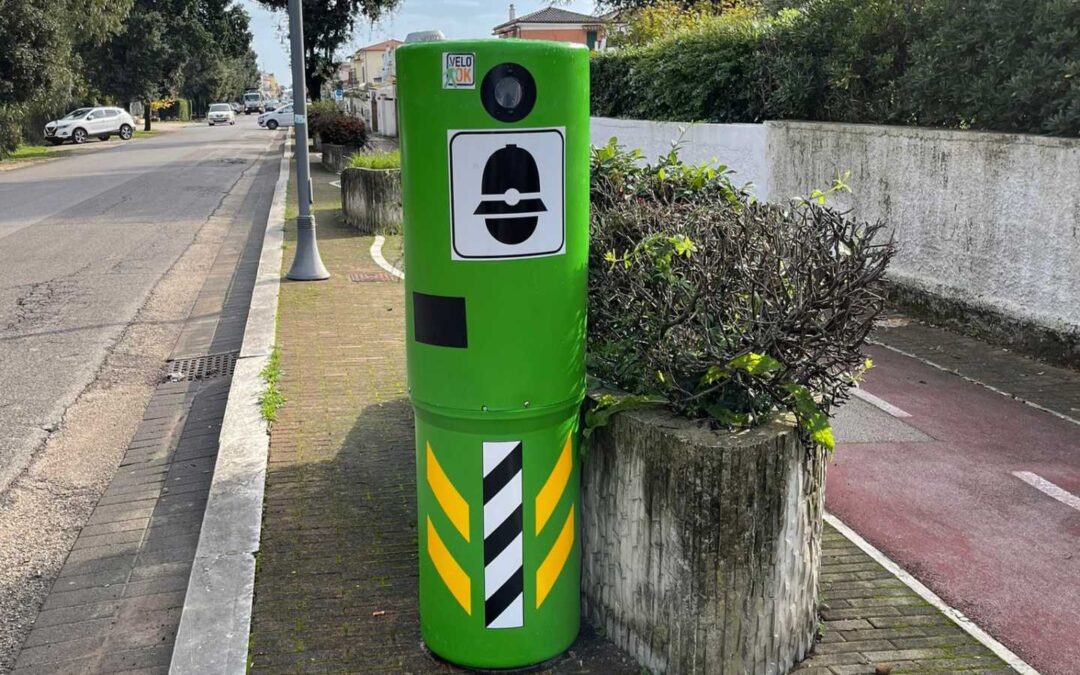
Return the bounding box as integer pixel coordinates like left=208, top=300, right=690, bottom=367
left=590, top=117, right=1080, bottom=337
left=590, top=117, right=769, bottom=198
left=767, top=121, right=1080, bottom=335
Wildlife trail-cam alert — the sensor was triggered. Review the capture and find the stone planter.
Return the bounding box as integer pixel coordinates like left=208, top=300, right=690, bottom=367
left=341, top=167, right=401, bottom=235
left=581, top=403, right=825, bottom=675
left=320, top=142, right=360, bottom=174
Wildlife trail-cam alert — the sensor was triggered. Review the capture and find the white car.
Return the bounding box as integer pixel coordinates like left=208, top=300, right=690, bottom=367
left=207, top=103, right=236, bottom=126
left=44, top=106, right=135, bottom=145
left=258, top=104, right=293, bottom=130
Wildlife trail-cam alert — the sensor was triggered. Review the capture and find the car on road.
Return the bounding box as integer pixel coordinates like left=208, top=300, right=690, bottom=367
left=43, top=106, right=135, bottom=145
left=265, top=100, right=278, bottom=111
left=207, top=103, right=236, bottom=126
left=258, top=104, right=293, bottom=130
left=230, top=102, right=243, bottom=114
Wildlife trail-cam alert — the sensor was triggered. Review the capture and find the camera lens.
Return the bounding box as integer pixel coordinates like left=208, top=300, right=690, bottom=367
left=481, top=63, right=536, bottom=123
left=494, top=76, right=523, bottom=110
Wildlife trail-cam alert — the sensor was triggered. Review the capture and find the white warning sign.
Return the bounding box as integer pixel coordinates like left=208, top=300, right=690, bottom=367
left=448, top=128, right=565, bottom=261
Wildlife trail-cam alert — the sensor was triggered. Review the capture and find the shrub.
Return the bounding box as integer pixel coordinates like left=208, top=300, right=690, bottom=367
left=587, top=140, right=894, bottom=448
left=899, top=0, right=1080, bottom=135
left=349, top=149, right=400, bottom=169
left=318, top=114, right=368, bottom=147
left=307, top=100, right=340, bottom=137
left=590, top=0, right=1080, bottom=137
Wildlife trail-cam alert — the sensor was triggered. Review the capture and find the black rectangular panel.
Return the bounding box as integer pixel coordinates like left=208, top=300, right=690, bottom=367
left=413, top=292, right=467, bottom=348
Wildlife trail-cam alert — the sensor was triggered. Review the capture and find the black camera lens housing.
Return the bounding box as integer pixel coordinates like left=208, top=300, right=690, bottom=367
left=480, top=63, right=536, bottom=123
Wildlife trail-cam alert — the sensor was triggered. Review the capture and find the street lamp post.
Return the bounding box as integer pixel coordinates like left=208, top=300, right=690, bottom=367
left=286, top=0, right=330, bottom=281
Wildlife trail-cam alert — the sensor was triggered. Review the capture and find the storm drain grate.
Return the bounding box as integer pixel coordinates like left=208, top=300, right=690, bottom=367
left=166, top=350, right=240, bottom=382
left=349, top=272, right=398, bottom=283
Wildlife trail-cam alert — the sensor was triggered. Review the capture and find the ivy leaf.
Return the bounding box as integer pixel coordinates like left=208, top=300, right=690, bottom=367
left=727, top=353, right=783, bottom=376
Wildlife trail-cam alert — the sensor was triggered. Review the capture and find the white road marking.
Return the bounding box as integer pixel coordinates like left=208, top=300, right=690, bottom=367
left=329, top=179, right=340, bottom=188
left=370, top=235, right=404, bottom=280
left=869, top=340, right=1080, bottom=427
left=852, top=387, right=912, bottom=417
left=825, top=513, right=1041, bottom=675
left=1012, top=471, right=1080, bottom=512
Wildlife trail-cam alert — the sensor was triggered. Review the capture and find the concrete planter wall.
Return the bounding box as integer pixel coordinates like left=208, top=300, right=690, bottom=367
left=341, top=167, right=401, bottom=235
left=581, top=405, right=824, bottom=675
left=320, top=143, right=361, bottom=174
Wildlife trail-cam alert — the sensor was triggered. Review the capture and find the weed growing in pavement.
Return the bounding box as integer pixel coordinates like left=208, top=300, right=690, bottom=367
left=259, top=345, right=285, bottom=423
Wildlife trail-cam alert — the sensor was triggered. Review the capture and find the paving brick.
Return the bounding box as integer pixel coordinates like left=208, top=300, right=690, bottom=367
left=862, top=648, right=954, bottom=662
left=868, top=614, right=951, bottom=629
left=815, top=640, right=896, bottom=655
left=30, top=600, right=120, bottom=628
left=824, top=619, right=874, bottom=631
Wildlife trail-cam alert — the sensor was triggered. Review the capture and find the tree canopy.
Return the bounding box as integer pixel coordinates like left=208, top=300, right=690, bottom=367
left=0, top=0, right=259, bottom=149
left=255, top=0, right=400, bottom=100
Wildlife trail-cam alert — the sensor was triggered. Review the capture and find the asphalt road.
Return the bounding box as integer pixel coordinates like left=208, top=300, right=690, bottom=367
left=830, top=345, right=1080, bottom=675
left=0, top=115, right=280, bottom=493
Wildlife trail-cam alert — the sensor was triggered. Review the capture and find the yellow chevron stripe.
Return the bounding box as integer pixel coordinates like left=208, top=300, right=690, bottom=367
left=535, top=432, right=572, bottom=535
left=427, top=517, right=471, bottom=615
left=426, top=442, right=469, bottom=542
left=536, top=505, right=574, bottom=609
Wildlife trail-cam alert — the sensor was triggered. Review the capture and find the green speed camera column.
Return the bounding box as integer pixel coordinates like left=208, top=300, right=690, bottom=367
left=397, top=40, right=588, bottom=668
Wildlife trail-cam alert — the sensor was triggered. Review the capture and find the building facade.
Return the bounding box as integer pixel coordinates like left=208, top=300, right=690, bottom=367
left=492, top=5, right=608, bottom=49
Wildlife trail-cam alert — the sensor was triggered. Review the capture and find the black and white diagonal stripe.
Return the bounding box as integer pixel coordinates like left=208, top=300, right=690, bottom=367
left=482, top=441, right=524, bottom=629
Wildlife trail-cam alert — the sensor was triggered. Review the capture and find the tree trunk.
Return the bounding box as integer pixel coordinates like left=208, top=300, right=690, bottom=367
left=143, top=99, right=152, bottom=131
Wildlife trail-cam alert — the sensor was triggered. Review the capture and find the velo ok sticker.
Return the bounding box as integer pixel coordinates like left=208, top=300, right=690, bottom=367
left=448, top=128, right=565, bottom=260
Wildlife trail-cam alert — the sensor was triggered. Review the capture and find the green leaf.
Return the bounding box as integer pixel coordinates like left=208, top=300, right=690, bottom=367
left=583, top=394, right=668, bottom=437
left=782, top=383, right=835, bottom=450
left=700, top=364, right=729, bottom=386
left=727, top=353, right=783, bottom=376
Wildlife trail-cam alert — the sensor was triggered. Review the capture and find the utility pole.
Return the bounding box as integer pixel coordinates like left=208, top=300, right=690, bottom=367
left=286, top=0, right=330, bottom=281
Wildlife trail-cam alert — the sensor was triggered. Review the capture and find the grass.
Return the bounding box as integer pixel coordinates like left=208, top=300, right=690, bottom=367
left=348, top=149, right=400, bottom=170
left=0, top=144, right=50, bottom=162
left=259, top=345, right=286, bottom=422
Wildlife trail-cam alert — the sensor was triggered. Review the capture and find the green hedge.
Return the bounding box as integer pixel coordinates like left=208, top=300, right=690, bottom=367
left=592, top=0, right=1080, bottom=137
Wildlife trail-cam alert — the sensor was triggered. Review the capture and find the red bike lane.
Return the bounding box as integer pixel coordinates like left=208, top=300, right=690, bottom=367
left=827, top=345, right=1080, bottom=675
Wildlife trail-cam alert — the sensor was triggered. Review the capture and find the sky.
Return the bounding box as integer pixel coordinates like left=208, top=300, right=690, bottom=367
left=241, top=0, right=600, bottom=87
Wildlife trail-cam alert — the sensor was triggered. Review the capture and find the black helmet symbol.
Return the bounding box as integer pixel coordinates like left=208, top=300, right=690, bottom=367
left=473, top=144, right=547, bottom=245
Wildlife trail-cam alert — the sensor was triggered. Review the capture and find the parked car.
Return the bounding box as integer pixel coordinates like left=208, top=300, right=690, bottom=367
left=43, top=106, right=136, bottom=145
left=258, top=104, right=293, bottom=130
left=207, top=103, right=236, bottom=126
left=265, top=100, right=278, bottom=112
left=230, top=102, right=243, bottom=114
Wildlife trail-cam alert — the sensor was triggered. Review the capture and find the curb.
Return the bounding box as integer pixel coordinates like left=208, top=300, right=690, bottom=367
left=169, top=129, right=290, bottom=674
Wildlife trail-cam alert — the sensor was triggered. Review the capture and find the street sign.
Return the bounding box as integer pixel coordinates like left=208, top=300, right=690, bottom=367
left=334, top=88, right=344, bottom=101
left=448, top=128, right=564, bottom=260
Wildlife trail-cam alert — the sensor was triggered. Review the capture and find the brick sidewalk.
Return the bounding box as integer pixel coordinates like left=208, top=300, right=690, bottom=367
left=247, top=158, right=637, bottom=673
left=793, top=525, right=1015, bottom=674
left=248, top=157, right=1018, bottom=674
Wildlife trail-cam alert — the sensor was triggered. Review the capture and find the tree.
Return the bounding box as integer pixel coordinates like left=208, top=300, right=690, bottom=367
left=255, top=0, right=401, bottom=100
left=83, top=1, right=183, bottom=131
left=84, top=0, right=259, bottom=129
left=597, top=0, right=754, bottom=10
left=0, top=0, right=131, bottom=151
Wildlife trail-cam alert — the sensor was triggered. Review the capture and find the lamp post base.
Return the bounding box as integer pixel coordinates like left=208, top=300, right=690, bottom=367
left=287, top=215, right=330, bottom=281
